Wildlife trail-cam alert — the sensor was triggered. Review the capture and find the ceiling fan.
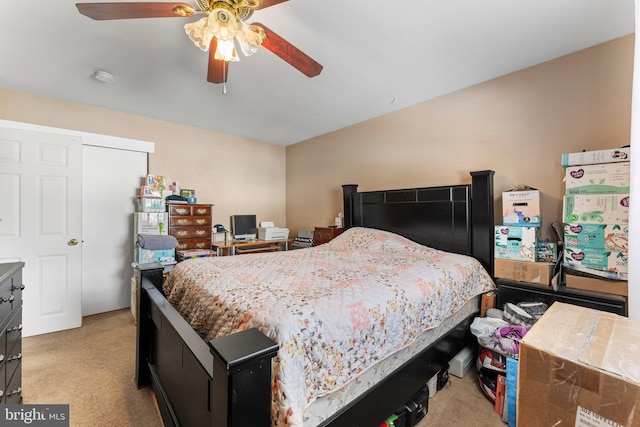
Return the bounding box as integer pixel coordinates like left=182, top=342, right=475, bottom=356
left=76, top=1, right=323, bottom=85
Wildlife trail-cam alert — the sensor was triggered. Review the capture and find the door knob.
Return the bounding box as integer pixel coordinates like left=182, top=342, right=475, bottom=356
left=68, top=239, right=79, bottom=246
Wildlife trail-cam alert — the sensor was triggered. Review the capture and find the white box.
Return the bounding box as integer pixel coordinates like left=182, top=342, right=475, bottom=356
left=563, top=194, right=629, bottom=224
left=563, top=223, right=628, bottom=251
left=561, top=147, right=630, bottom=167
left=258, top=227, right=289, bottom=241
left=449, top=346, right=474, bottom=378
left=502, top=190, right=541, bottom=227
left=565, top=162, right=630, bottom=195
left=133, top=212, right=168, bottom=244
left=564, top=247, right=628, bottom=275
left=495, top=226, right=538, bottom=261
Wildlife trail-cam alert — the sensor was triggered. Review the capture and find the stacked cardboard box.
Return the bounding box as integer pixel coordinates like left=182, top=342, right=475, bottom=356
left=494, top=187, right=555, bottom=286
left=561, top=148, right=630, bottom=291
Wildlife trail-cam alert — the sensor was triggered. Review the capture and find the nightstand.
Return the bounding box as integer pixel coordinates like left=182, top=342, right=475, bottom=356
left=313, top=227, right=344, bottom=246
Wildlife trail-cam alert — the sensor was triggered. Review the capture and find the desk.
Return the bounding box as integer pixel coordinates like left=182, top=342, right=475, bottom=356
left=213, top=239, right=292, bottom=256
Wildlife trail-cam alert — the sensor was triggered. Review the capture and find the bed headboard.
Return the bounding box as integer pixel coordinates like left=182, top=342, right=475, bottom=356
left=342, top=170, right=494, bottom=276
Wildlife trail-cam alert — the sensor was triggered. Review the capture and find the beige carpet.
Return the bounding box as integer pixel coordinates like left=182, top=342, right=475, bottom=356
left=23, top=309, right=505, bottom=427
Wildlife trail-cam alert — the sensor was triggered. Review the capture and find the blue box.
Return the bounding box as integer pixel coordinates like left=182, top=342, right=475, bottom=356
left=506, top=357, right=518, bottom=427
left=136, top=248, right=175, bottom=264
left=495, top=226, right=538, bottom=262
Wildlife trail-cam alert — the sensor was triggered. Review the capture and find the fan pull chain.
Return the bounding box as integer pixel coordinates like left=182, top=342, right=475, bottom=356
left=222, top=83, right=227, bottom=95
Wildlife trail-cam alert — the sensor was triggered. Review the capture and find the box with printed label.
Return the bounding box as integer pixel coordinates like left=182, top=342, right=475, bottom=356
left=560, top=147, right=630, bottom=167
left=494, top=226, right=538, bottom=261
left=563, top=223, right=628, bottom=251
left=564, top=247, right=628, bottom=275
left=136, top=248, right=175, bottom=264
left=137, top=197, right=166, bottom=213
left=564, top=162, right=630, bottom=195
left=518, top=302, right=640, bottom=427
left=502, top=190, right=541, bottom=227
left=134, top=212, right=168, bottom=239
left=563, top=194, right=629, bottom=224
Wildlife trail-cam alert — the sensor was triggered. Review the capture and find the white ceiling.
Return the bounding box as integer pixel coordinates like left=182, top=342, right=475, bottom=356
left=1, top=1, right=635, bottom=146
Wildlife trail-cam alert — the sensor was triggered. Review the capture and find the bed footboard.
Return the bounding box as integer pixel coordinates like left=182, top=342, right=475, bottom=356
left=135, top=263, right=279, bottom=427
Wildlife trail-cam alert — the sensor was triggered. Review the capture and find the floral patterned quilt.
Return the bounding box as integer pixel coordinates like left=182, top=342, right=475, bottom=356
left=163, top=227, right=495, bottom=426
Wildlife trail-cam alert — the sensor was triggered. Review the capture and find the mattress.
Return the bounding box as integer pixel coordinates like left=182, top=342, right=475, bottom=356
left=164, top=227, right=495, bottom=426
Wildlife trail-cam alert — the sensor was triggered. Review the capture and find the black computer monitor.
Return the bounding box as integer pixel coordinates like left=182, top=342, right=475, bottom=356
left=231, top=214, right=257, bottom=241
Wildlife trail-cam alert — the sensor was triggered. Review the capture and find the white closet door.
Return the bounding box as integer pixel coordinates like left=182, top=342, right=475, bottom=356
left=82, top=146, right=147, bottom=316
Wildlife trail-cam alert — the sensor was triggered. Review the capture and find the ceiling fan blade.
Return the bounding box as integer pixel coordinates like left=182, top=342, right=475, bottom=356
left=207, top=39, right=229, bottom=84
left=76, top=2, right=192, bottom=20
left=254, top=23, right=323, bottom=78
left=254, top=0, right=288, bottom=10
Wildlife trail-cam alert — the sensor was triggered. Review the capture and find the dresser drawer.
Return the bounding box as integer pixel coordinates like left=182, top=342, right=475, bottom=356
left=5, top=307, right=22, bottom=358
left=168, top=204, right=212, bottom=217
left=170, top=227, right=211, bottom=240
left=169, top=216, right=212, bottom=227
left=5, top=361, right=21, bottom=404
left=177, top=239, right=212, bottom=250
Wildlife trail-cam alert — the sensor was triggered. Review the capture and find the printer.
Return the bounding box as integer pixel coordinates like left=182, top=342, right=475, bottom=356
left=258, top=221, right=290, bottom=241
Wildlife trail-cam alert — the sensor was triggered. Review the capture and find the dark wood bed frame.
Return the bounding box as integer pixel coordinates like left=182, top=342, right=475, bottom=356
left=135, top=170, right=495, bottom=427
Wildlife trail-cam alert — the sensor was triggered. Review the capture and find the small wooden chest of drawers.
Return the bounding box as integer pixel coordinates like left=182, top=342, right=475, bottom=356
left=167, top=203, right=213, bottom=251
left=313, top=227, right=344, bottom=246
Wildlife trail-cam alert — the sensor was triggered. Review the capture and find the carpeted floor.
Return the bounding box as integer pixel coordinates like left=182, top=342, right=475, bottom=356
left=22, top=309, right=505, bottom=426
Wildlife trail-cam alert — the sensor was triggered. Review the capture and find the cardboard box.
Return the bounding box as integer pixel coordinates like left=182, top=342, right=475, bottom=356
left=176, top=249, right=216, bottom=261
left=136, top=248, right=175, bottom=264
left=564, top=271, right=628, bottom=296
left=563, top=194, right=629, bottom=224
left=133, top=212, right=168, bottom=244
left=517, top=302, right=640, bottom=427
left=561, top=147, right=630, bottom=167
left=535, top=241, right=557, bottom=263
left=564, top=247, right=628, bottom=275
left=502, top=190, right=541, bottom=227
left=480, top=291, right=496, bottom=317
left=137, top=197, right=166, bottom=213
left=495, top=226, right=538, bottom=262
left=565, top=162, right=630, bottom=195
left=564, top=223, right=628, bottom=251
left=494, top=259, right=554, bottom=286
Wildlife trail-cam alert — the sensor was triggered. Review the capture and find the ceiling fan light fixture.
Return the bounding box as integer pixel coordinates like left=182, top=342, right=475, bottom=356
left=236, top=22, right=265, bottom=56
left=184, top=4, right=265, bottom=60
left=214, top=38, right=239, bottom=62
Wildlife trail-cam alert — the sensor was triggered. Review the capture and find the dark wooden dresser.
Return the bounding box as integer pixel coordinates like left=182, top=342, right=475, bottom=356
left=0, top=262, right=24, bottom=404
left=313, top=227, right=344, bottom=246
left=167, top=203, right=213, bottom=251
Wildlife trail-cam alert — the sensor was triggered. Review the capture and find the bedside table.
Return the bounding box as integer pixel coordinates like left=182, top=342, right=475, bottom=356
left=313, top=227, right=344, bottom=246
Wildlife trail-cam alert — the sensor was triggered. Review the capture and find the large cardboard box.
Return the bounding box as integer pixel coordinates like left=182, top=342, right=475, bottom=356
left=494, top=259, right=554, bottom=286
left=564, top=272, right=628, bottom=297
left=517, top=303, right=640, bottom=427
left=565, top=162, right=630, bottom=195
left=561, top=147, right=630, bottom=167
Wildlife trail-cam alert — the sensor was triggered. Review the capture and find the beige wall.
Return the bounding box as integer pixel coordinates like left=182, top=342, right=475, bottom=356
left=286, top=35, right=634, bottom=241
left=1, top=35, right=633, bottom=240
left=0, top=88, right=286, bottom=231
